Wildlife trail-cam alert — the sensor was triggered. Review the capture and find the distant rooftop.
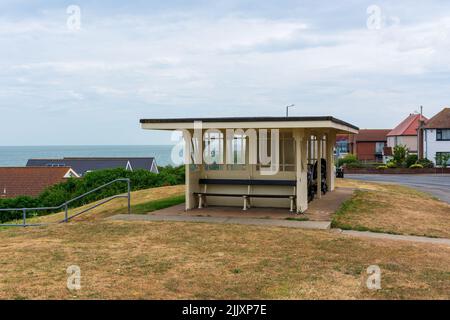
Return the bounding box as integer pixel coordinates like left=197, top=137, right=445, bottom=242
left=0, top=167, right=75, bottom=198
left=424, top=108, right=450, bottom=129
left=354, top=129, right=391, bottom=142
left=387, top=113, right=428, bottom=137
left=26, top=157, right=158, bottom=176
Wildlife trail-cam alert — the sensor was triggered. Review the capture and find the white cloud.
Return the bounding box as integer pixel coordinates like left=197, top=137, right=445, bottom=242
left=1, top=2, right=450, bottom=145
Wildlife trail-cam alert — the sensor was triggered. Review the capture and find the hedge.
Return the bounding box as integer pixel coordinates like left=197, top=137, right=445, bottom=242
left=0, top=166, right=185, bottom=223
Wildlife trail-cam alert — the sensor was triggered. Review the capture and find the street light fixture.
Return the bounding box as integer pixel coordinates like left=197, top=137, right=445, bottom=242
left=286, top=104, right=295, bottom=117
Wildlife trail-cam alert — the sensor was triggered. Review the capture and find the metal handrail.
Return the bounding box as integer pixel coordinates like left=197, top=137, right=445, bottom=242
left=0, top=178, right=131, bottom=227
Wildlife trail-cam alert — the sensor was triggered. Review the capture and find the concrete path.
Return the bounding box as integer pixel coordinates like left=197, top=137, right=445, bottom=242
left=108, top=214, right=450, bottom=246
left=337, top=229, right=450, bottom=246
left=346, top=174, right=450, bottom=204
left=305, top=187, right=354, bottom=221
left=108, top=214, right=331, bottom=230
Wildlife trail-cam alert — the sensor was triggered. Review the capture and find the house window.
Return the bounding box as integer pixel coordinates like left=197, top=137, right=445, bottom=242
left=436, top=152, right=450, bottom=166
left=436, top=129, right=450, bottom=141
left=336, top=140, right=349, bottom=153
left=375, top=142, right=385, bottom=154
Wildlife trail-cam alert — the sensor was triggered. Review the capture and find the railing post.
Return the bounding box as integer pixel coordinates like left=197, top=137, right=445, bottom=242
left=64, top=204, right=68, bottom=222
left=22, top=208, right=26, bottom=227
left=127, top=179, right=131, bottom=214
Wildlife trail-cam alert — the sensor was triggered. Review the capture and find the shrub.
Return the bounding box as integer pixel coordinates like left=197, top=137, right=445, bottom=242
left=337, top=154, right=359, bottom=168
left=377, top=165, right=388, bottom=170
left=393, top=144, right=408, bottom=167
left=0, top=165, right=185, bottom=223
left=386, top=161, right=397, bottom=168
left=344, top=162, right=365, bottom=169
left=416, top=158, right=434, bottom=168
left=405, top=154, right=418, bottom=168
left=436, top=153, right=450, bottom=168
left=409, top=164, right=423, bottom=169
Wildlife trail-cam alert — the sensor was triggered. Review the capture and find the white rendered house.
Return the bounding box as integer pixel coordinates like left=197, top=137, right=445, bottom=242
left=422, top=108, right=450, bottom=166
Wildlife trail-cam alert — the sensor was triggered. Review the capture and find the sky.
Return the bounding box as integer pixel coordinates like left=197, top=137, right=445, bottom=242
left=0, top=0, right=450, bottom=145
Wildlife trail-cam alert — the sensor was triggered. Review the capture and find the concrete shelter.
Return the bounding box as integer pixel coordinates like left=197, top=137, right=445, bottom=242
left=141, top=116, right=358, bottom=213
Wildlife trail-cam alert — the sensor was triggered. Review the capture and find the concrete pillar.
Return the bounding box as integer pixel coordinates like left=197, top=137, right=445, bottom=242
left=326, top=132, right=336, bottom=192
left=316, top=133, right=322, bottom=199
left=294, top=129, right=308, bottom=213
left=185, top=129, right=201, bottom=210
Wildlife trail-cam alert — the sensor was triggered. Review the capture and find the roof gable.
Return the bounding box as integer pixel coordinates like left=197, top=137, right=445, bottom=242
left=387, top=114, right=428, bottom=137
left=424, top=108, right=450, bottom=129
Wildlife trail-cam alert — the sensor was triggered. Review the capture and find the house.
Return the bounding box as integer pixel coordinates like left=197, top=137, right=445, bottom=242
left=387, top=113, right=428, bottom=154
left=26, top=157, right=159, bottom=176
left=140, top=116, right=358, bottom=213
left=421, top=107, right=450, bottom=166
left=337, top=129, right=390, bottom=162
left=0, top=167, right=78, bottom=198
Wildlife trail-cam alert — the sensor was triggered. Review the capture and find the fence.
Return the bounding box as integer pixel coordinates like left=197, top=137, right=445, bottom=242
left=0, top=178, right=131, bottom=227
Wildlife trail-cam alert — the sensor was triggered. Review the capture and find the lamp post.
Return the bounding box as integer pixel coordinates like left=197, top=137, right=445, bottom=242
left=286, top=104, right=295, bottom=117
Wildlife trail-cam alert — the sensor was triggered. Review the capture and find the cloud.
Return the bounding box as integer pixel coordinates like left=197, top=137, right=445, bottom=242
left=1, top=1, right=450, bottom=145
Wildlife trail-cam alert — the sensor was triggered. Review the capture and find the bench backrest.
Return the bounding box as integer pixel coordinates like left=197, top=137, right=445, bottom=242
left=199, top=178, right=296, bottom=187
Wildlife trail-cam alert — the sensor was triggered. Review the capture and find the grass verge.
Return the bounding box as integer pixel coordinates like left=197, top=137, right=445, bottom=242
left=332, top=180, right=450, bottom=238
left=125, top=195, right=185, bottom=215
left=0, top=220, right=448, bottom=299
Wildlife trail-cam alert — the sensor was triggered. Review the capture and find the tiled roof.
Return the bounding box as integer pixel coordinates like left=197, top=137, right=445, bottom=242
left=424, top=108, right=450, bottom=129
left=26, top=157, right=158, bottom=176
left=355, top=129, right=390, bottom=142
left=387, top=113, right=428, bottom=137
left=0, top=167, right=71, bottom=198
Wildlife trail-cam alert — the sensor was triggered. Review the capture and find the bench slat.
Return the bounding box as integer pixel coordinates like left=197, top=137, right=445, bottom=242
left=194, top=192, right=295, bottom=199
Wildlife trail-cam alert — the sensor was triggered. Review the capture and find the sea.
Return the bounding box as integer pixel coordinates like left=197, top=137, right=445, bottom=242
left=0, top=145, right=175, bottom=167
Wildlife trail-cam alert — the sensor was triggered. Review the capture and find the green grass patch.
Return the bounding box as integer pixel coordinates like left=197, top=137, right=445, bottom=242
left=130, top=195, right=185, bottom=215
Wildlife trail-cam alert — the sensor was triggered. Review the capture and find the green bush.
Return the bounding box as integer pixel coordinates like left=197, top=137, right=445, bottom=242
left=409, top=164, right=423, bottom=169
left=436, top=153, right=450, bottom=168
left=416, top=158, right=434, bottom=168
left=386, top=161, right=397, bottom=168
left=405, top=154, right=418, bottom=168
left=376, top=165, right=388, bottom=170
left=337, top=154, right=359, bottom=168
left=0, top=165, right=185, bottom=223
left=393, top=144, right=408, bottom=167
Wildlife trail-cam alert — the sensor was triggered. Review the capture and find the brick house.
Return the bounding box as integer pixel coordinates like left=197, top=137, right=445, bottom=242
left=336, top=129, right=390, bottom=161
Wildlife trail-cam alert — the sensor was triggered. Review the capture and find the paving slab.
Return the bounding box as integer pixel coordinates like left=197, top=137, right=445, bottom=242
left=108, top=214, right=331, bottom=230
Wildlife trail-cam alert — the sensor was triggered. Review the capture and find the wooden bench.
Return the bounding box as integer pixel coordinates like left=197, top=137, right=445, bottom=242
left=194, top=179, right=297, bottom=212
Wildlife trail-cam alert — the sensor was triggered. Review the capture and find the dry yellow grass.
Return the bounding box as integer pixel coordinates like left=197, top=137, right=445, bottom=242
left=334, top=179, right=450, bottom=238
left=11, top=185, right=185, bottom=224
left=0, top=220, right=448, bottom=300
